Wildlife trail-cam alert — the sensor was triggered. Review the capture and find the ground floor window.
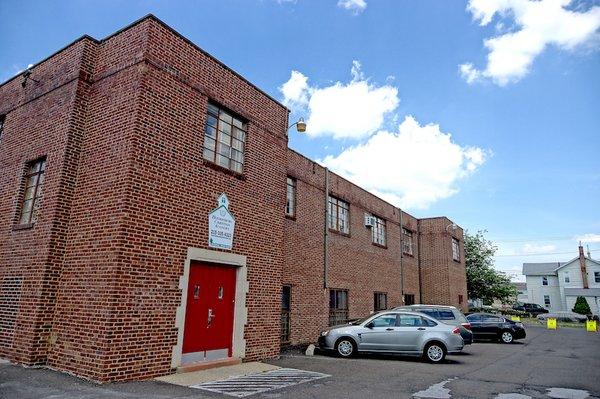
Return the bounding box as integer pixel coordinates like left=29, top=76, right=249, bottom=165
left=281, top=286, right=291, bottom=343
left=404, top=294, right=415, bottom=305
left=329, top=289, right=348, bottom=326
left=544, top=295, right=551, bottom=307
left=374, top=292, right=387, bottom=311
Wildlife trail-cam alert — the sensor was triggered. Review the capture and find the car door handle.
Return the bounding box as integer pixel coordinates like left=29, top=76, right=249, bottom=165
left=417, top=327, right=426, bottom=330
left=386, top=328, right=394, bottom=331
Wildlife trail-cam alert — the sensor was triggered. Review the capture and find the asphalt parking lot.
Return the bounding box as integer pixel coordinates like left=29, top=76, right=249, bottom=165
left=1, top=325, right=599, bottom=399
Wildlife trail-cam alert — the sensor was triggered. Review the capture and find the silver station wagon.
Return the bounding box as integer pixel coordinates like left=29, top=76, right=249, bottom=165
left=318, top=311, right=464, bottom=363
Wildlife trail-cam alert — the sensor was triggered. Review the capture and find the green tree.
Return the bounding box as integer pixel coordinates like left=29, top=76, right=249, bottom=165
left=572, top=296, right=591, bottom=315
left=464, top=231, right=518, bottom=304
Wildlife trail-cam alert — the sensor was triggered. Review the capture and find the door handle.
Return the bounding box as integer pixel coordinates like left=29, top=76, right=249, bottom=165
left=207, top=309, right=214, bottom=327
left=386, top=328, right=394, bottom=331
left=417, top=327, right=426, bottom=330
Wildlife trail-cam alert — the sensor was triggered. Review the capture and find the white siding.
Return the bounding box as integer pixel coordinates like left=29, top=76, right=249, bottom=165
left=526, top=275, right=562, bottom=311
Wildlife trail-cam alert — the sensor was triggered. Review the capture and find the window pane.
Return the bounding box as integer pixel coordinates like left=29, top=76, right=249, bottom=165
left=218, top=133, right=231, bottom=145
left=217, top=154, right=229, bottom=168
left=205, top=125, right=217, bottom=138
left=26, top=174, right=38, bottom=188
left=24, top=186, right=36, bottom=201
left=207, top=103, right=219, bottom=115
left=219, top=111, right=233, bottom=124
left=231, top=138, right=244, bottom=151
left=217, top=143, right=231, bottom=156
left=204, top=137, right=216, bottom=150
left=231, top=161, right=243, bottom=173
left=203, top=148, right=215, bottom=161
left=232, top=127, right=245, bottom=140
left=231, top=149, right=243, bottom=162
left=220, top=122, right=232, bottom=135
left=207, top=115, right=218, bottom=127
left=232, top=117, right=244, bottom=129
left=19, top=211, right=31, bottom=225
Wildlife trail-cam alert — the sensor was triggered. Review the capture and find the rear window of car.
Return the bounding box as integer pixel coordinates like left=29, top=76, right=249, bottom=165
left=418, top=309, right=439, bottom=318
left=438, top=310, right=456, bottom=320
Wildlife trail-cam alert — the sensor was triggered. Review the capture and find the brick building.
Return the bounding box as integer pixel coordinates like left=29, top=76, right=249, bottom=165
left=0, top=15, right=467, bottom=381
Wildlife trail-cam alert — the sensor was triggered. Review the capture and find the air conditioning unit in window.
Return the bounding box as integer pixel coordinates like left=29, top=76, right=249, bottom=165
left=364, top=214, right=375, bottom=227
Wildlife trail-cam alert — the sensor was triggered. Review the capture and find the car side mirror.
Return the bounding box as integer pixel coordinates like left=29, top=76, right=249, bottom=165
left=366, top=322, right=374, bottom=329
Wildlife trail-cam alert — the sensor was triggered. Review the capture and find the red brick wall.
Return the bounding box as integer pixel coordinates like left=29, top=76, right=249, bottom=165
left=418, top=217, right=468, bottom=312
left=284, top=150, right=421, bottom=345
left=0, top=15, right=468, bottom=381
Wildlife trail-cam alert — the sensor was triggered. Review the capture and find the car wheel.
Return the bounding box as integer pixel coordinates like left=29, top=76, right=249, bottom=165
left=335, top=338, right=356, bottom=358
left=500, top=331, right=514, bottom=344
left=424, top=342, right=446, bottom=363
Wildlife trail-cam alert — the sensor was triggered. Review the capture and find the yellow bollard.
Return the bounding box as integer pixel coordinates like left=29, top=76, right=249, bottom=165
left=586, top=320, right=597, bottom=332
left=547, top=318, right=557, bottom=330
left=511, top=316, right=521, bottom=322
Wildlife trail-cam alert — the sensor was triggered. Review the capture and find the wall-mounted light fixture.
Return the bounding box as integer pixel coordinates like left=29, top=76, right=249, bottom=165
left=21, top=66, right=39, bottom=88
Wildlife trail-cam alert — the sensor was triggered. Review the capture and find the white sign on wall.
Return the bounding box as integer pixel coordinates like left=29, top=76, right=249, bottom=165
left=208, top=193, right=236, bottom=250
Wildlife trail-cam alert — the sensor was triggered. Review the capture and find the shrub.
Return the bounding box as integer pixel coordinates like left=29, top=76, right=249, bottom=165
left=572, top=296, right=591, bottom=315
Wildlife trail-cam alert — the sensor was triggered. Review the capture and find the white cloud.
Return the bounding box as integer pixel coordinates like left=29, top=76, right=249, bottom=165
left=319, top=115, right=487, bottom=209
left=338, top=0, right=367, bottom=14
left=461, top=0, right=600, bottom=85
left=575, top=233, right=600, bottom=243
left=518, top=243, right=557, bottom=254
left=279, top=61, right=399, bottom=139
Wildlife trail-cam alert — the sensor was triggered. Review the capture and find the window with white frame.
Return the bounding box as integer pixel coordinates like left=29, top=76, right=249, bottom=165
left=542, top=276, right=548, bottom=286
left=371, top=215, right=386, bottom=246
left=452, top=237, right=460, bottom=261
left=564, top=272, right=570, bottom=283
left=328, top=196, right=349, bottom=234
left=544, top=295, right=551, bottom=307
left=402, top=228, right=413, bottom=255
left=203, top=102, right=247, bottom=173
left=285, top=176, right=296, bottom=217
left=595, top=271, right=600, bottom=283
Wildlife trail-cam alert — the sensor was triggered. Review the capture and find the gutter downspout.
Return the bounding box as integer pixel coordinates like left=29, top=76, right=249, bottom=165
left=324, top=168, right=329, bottom=289
left=399, top=209, right=404, bottom=303
left=417, top=220, right=423, bottom=304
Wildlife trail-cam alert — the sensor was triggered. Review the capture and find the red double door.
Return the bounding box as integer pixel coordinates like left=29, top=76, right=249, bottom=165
left=183, top=262, right=237, bottom=357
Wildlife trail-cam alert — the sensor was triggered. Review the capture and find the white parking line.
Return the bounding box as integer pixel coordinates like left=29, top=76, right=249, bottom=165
left=191, top=368, right=330, bottom=397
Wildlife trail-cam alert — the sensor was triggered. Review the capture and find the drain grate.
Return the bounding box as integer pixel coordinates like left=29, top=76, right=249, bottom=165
left=191, top=367, right=330, bottom=397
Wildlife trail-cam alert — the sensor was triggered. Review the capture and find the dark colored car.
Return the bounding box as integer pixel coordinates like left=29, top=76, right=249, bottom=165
left=512, top=302, right=549, bottom=317
left=394, top=305, right=473, bottom=345
left=466, top=313, right=526, bottom=343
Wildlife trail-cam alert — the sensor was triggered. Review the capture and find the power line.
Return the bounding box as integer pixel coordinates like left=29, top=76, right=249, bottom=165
left=493, top=247, right=600, bottom=257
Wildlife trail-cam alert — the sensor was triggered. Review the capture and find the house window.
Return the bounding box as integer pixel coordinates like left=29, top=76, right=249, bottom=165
left=329, top=289, right=348, bottom=326
left=452, top=237, right=460, bottom=261
left=281, top=286, right=291, bottom=343
left=18, top=158, right=46, bottom=225
left=403, top=293, right=415, bottom=305
left=595, top=272, right=600, bottom=283
left=285, top=177, right=296, bottom=217
left=458, top=294, right=464, bottom=304
left=203, top=102, right=247, bottom=173
left=0, top=115, right=5, bottom=139
left=328, top=196, right=349, bottom=234
left=544, top=295, right=551, bottom=307
left=564, top=272, right=570, bottom=283
left=371, top=215, right=386, bottom=246
left=374, top=292, right=387, bottom=312
left=402, top=228, right=413, bottom=255
left=542, top=276, right=548, bottom=286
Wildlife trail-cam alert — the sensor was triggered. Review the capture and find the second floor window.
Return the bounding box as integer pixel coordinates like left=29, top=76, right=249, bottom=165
left=564, top=272, right=570, bottom=283
left=203, top=103, right=247, bottom=173
left=542, top=276, right=548, bottom=286
left=372, top=215, right=386, bottom=246
left=595, top=271, right=600, bottom=283
left=402, top=228, right=413, bottom=255
left=285, top=177, right=296, bottom=217
left=19, top=158, right=46, bottom=225
left=452, top=237, right=460, bottom=261
left=0, top=114, right=5, bottom=139
left=328, top=196, right=349, bottom=234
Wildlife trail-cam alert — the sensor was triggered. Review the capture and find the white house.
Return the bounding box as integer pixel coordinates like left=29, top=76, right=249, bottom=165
left=522, top=246, right=600, bottom=315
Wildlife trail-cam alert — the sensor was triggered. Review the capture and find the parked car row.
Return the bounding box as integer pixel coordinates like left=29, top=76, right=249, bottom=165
left=317, top=304, right=527, bottom=363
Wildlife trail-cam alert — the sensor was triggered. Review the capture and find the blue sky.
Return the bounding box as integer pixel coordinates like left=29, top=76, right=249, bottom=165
left=1, top=0, right=599, bottom=280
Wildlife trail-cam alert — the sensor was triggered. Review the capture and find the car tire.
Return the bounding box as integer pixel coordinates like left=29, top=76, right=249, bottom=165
left=335, top=338, right=356, bottom=358
left=424, top=342, right=447, bottom=363
left=500, top=331, right=514, bottom=344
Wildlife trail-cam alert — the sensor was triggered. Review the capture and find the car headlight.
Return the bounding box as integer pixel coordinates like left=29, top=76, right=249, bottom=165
left=320, top=330, right=330, bottom=337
